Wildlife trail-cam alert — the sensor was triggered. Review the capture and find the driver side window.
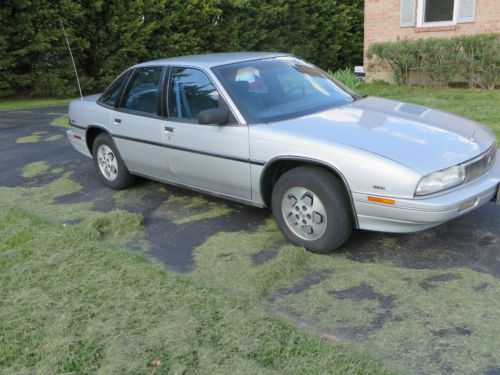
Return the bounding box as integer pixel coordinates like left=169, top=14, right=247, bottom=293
left=168, top=67, right=221, bottom=122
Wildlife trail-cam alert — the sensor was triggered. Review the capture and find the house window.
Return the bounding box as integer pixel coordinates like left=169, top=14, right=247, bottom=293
left=401, top=0, right=476, bottom=28
left=423, top=0, right=455, bottom=23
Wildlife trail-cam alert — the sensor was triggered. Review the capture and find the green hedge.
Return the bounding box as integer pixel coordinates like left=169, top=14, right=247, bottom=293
left=0, top=0, right=363, bottom=98
left=367, top=33, right=500, bottom=89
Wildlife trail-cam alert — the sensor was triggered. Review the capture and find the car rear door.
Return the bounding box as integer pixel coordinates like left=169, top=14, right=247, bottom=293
left=162, top=66, right=252, bottom=201
left=111, top=66, right=174, bottom=180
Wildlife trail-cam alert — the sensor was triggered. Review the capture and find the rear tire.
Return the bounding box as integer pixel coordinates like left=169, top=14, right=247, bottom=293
left=271, top=166, right=353, bottom=253
left=92, top=133, right=135, bottom=190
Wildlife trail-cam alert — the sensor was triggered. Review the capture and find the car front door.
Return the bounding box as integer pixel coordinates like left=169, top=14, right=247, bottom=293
left=111, top=66, right=173, bottom=180
left=162, top=66, right=251, bottom=200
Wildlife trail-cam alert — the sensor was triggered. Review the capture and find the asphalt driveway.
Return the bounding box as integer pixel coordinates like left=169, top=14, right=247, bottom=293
left=2, top=106, right=500, bottom=374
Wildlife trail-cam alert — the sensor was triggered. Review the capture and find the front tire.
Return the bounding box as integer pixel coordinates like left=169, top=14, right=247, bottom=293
left=271, top=166, right=353, bottom=253
left=92, top=133, right=135, bottom=190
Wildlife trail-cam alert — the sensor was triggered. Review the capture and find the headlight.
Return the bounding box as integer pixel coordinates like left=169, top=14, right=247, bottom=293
left=415, top=165, right=465, bottom=196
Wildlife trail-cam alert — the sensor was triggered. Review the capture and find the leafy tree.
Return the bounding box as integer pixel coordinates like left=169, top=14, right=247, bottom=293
left=0, top=0, right=364, bottom=97
left=0, top=0, right=86, bottom=96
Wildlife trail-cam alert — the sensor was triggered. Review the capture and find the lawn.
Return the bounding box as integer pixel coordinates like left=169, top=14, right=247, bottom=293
left=0, top=205, right=389, bottom=374
left=0, top=98, right=71, bottom=111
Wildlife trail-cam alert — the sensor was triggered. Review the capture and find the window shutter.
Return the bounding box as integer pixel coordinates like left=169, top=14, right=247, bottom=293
left=400, top=0, right=416, bottom=27
left=458, top=0, right=476, bottom=23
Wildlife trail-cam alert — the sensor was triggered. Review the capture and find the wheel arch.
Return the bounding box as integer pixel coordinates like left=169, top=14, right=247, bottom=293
left=85, top=125, right=115, bottom=155
left=259, top=156, right=358, bottom=228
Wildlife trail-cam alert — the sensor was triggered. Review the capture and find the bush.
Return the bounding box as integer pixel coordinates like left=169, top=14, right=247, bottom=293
left=330, top=68, right=362, bottom=90
left=476, top=35, right=500, bottom=90
left=424, top=37, right=463, bottom=87
left=367, top=33, right=500, bottom=89
left=367, top=40, right=418, bottom=85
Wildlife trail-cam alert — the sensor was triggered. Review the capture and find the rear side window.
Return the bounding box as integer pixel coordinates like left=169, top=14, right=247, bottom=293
left=99, top=70, right=131, bottom=107
left=121, top=67, right=163, bottom=115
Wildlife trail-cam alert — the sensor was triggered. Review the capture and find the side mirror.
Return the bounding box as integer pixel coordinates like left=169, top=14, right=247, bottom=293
left=198, top=108, right=229, bottom=125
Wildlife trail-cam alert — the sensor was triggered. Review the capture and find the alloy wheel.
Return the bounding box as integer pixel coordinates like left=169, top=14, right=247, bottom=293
left=97, top=144, right=119, bottom=181
left=281, top=186, right=328, bottom=241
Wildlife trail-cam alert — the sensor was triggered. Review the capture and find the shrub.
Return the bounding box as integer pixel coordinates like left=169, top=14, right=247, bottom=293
left=460, top=34, right=500, bottom=89
left=478, top=35, right=500, bottom=90
left=330, top=68, right=362, bottom=90
left=461, top=34, right=486, bottom=88
left=367, top=40, right=418, bottom=85
left=423, top=37, right=463, bottom=87
left=367, top=33, right=500, bottom=89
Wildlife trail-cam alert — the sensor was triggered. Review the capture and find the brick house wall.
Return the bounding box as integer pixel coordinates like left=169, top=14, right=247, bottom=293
left=364, top=0, right=500, bottom=81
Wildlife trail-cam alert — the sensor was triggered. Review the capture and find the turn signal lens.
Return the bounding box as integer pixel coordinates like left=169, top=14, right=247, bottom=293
left=368, top=196, right=396, bottom=205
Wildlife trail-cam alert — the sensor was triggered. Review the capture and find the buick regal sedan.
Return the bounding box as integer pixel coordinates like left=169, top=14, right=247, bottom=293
left=67, top=52, right=500, bottom=253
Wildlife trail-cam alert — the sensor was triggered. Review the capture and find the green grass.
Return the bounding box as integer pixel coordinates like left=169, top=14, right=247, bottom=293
left=22, top=161, right=50, bottom=178
left=0, top=173, right=147, bottom=251
left=0, top=98, right=71, bottom=111
left=44, top=134, right=63, bottom=142
left=153, top=193, right=235, bottom=224
left=113, top=187, right=235, bottom=225
left=359, top=82, right=500, bottom=140
left=192, top=219, right=500, bottom=375
left=0, top=205, right=390, bottom=374
left=15, top=131, right=48, bottom=144
left=50, top=115, right=70, bottom=129
left=15, top=135, right=40, bottom=144
left=191, top=218, right=311, bottom=300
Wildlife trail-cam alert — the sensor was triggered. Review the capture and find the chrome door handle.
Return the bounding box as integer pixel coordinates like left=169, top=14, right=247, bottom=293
left=164, top=126, right=175, bottom=133
left=113, top=118, right=122, bottom=125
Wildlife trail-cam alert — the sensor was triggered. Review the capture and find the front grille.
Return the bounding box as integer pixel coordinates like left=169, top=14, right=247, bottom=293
left=464, top=145, right=497, bottom=183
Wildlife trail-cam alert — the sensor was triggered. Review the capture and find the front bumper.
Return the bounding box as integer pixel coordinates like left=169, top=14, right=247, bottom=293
left=354, top=150, right=500, bottom=233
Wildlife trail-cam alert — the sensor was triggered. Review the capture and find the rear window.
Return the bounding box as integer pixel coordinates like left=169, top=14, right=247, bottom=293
left=99, top=70, right=132, bottom=107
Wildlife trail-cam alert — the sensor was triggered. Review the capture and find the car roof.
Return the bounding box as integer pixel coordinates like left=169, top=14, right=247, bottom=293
left=133, top=52, right=291, bottom=69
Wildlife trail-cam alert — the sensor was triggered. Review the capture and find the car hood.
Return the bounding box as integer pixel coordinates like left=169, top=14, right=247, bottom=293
left=269, top=96, right=495, bottom=175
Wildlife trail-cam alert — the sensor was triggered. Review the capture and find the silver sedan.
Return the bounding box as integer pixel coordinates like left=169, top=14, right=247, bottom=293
left=67, top=52, right=500, bottom=253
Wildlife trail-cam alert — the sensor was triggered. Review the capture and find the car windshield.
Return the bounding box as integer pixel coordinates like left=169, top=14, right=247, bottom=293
left=212, top=57, right=356, bottom=124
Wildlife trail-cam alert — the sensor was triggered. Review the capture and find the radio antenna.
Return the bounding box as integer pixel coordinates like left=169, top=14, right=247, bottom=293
left=60, top=20, right=83, bottom=100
